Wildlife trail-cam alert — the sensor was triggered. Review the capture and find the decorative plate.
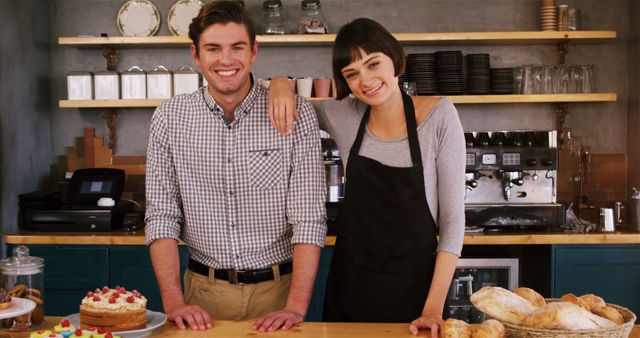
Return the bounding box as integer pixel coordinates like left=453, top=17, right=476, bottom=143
left=0, top=297, right=36, bottom=320
left=64, top=310, right=167, bottom=338
left=117, top=0, right=161, bottom=37
left=168, top=0, right=204, bottom=36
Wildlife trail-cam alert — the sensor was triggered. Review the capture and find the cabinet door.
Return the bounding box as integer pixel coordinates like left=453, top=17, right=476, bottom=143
left=109, top=246, right=188, bottom=312
left=11, top=245, right=110, bottom=315
left=552, top=244, right=640, bottom=322
left=305, top=247, right=333, bottom=322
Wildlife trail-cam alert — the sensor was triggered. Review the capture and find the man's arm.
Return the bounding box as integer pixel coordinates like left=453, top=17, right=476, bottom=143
left=145, top=105, right=211, bottom=330
left=253, top=98, right=327, bottom=331
left=252, top=243, right=321, bottom=331
left=149, top=239, right=212, bottom=330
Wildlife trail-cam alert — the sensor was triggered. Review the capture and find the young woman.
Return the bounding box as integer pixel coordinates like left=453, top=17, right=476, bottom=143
left=268, top=18, right=465, bottom=337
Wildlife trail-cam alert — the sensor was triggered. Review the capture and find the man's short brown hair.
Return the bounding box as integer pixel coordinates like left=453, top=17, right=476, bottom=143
left=332, top=18, right=406, bottom=100
left=188, top=1, right=256, bottom=53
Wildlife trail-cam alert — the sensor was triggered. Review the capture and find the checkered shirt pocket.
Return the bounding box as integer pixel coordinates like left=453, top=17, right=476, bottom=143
left=249, top=149, right=282, bottom=190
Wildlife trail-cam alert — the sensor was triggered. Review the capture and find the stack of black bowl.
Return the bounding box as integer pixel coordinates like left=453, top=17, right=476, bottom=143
left=466, top=54, right=491, bottom=94
left=490, top=68, right=515, bottom=94
left=435, top=51, right=465, bottom=95
left=406, top=53, right=438, bottom=95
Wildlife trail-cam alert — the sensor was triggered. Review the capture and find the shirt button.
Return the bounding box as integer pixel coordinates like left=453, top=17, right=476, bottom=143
left=227, top=125, right=232, bottom=130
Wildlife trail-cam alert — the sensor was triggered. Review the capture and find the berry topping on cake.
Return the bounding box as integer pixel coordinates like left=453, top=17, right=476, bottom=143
left=61, top=320, right=70, bottom=327
left=126, top=296, right=134, bottom=303
left=97, top=328, right=107, bottom=334
left=92, top=296, right=101, bottom=302
left=108, top=297, right=116, bottom=304
left=87, top=291, right=93, bottom=297
left=74, top=330, right=82, bottom=336
left=105, top=334, right=113, bottom=338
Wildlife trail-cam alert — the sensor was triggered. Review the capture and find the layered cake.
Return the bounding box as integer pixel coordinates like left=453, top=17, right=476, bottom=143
left=79, top=287, right=147, bottom=331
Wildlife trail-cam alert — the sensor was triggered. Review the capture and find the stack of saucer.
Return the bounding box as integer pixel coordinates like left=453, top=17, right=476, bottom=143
left=490, top=68, right=515, bottom=94
left=466, top=54, right=491, bottom=94
left=406, top=53, right=438, bottom=95
left=540, top=0, right=556, bottom=31
left=435, top=51, right=465, bottom=95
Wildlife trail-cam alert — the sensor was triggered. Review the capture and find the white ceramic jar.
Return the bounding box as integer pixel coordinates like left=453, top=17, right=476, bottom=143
left=121, top=66, right=146, bottom=99
left=173, top=66, right=200, bottom=95
left=67, top=71, right=93, bottom=100
left=94, top=71, right=120, bottom=100
left=147, top=66, right=172, bottom=99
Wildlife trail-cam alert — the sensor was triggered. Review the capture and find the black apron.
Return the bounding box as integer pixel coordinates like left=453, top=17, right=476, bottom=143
left=323, top=91, right=438, bottom=323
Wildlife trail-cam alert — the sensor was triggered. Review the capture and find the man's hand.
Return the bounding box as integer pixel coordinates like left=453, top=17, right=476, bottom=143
left=251, top=308, right=304, bottom=332
left=166, top=303, right=213, bottom=331
left=408, top=312, right=443, bottom=337
left=268, top=76, right=298, bottom=135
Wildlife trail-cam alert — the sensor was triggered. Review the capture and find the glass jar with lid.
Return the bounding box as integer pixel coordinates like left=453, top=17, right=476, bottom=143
left=0, top=246, right=45, bottom=330
left=297, top=0, right=328, bottom=34
left=261, top=0, right=288, bottom=35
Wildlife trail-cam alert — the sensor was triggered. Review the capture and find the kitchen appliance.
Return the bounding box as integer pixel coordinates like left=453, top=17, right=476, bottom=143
left=321, top=132, right=344, bottom=235
left=20, top=168, right=143, bottom=231
left=445, top=258, right=518, bottom=323
left=464, top=130, right=565, bottom=229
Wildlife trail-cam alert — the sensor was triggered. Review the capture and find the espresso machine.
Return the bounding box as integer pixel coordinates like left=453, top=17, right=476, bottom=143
left=464, top=130, right=565, bottom=229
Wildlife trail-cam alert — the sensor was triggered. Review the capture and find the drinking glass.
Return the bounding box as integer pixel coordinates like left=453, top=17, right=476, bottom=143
left=513, top=67, right=524, bottom=94
left=542, top=65, right=555, bottom=94
left=580, top=65, right=595, bottom=93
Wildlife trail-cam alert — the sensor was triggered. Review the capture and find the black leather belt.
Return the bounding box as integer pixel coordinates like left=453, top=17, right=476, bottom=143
left=188, top=259, right=292, bottom=284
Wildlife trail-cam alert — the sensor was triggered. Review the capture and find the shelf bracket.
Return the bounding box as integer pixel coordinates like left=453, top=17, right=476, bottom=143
left=102, top=46, right=119, bottom=71
left=102, top=109, right=118, bottom=154
left=556, top=40, right=569, bottom=65
left=555, top=103, right=570, bottom=145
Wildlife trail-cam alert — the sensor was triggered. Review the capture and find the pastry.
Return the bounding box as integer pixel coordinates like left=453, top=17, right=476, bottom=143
left=514, top=287, right=546, bottom=308
left=68, top=329, right=90, bottom=338
left=472, top=319, right=505, bottom=338
left=470, top=286, right=537, bottom=325
left=579, top=294, right=606, bottom=311
left=0, top=288, right=11, bottom=310
left=523, top=302, right=616, bottom=330
left=592, top=305, right=626, bottom=324
left=29, top=330, right=52, bottom=338
left=79, top=286, right=147, bottom=331
left=54, top=319, right=77, bottom=333
left=560, top=293, right=589, bottom=310
left=441, top=318, right=472, bottom=338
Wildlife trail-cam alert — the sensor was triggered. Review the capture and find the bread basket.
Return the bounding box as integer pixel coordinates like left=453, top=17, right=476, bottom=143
left=494, top=299, right=636, bottom=338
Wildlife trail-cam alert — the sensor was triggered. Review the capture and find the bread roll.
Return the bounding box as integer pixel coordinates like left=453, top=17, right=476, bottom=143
left=523, top=302, right=617, bottom=330
left=441, top=318, right=472, bottom=338
left=592, top=305, right=626, bottom=324
left=579, top=294, right=606, bottom=311
left=560, top=293, right=589, bottom=310
left=514, top=287, right=546, bottom=307
left=470, top=286, right=537, bottom=325
left=472, top=319, right=505, bottom=338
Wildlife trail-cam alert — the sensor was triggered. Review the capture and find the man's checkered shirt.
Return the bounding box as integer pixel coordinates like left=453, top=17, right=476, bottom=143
left=145, top=80, right=327, bottom=270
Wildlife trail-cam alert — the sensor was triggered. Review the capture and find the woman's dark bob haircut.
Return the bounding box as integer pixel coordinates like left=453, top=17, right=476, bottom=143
left=332, top=18, right=406, bottom=100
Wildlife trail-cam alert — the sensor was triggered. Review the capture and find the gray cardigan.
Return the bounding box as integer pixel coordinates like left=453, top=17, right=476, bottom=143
left=312, top=97, right=465, bottom=256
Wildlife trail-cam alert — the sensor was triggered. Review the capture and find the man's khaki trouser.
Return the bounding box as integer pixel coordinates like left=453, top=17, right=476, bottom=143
left=183, top=267, right=292, bottom=320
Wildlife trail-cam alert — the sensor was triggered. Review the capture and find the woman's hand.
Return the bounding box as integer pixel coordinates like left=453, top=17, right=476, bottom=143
left=409, top=312, right=443, bottom=337
left=268, top=76, right=299, bottom=135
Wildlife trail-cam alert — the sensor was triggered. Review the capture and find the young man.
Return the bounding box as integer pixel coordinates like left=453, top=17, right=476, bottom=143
left=145, top=1, right=326, bottom=332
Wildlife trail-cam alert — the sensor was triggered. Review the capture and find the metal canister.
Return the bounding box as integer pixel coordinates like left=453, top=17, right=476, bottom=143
left=568, top=8, right=581, bottom=31
left=324, top=148, right=343, bottom=202
left=557, top=5, right=569, bottom=31
left=598, top=208, right=615, bottom=232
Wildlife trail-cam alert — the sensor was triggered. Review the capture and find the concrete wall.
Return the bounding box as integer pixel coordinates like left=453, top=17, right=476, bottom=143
left=0, top=0, right=52, bottom=234
left=48, top=0, right=629, bottom=157
left=627, top=1, right=640, bottom=193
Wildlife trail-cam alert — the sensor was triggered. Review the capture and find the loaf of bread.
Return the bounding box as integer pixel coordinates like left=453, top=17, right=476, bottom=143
left=579, top=294, right=606, bottom=311
left=514, top=287, right=546, bottom=308
left=523, top=302, right=617, bottom=330
left=470, top=286, right=537, bottom=325
left=472, top=319, right=505, bottom=338
left=592, top=305, right=626, bottom=324
left=441, top=318, right=472, bottom=338
left=560, top=293, right=589, bottom=310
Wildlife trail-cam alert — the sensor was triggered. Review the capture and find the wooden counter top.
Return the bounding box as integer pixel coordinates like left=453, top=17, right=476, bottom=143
left=3, top=230, right=640, bottom=246
left=17, top=318, right=640, bottom=338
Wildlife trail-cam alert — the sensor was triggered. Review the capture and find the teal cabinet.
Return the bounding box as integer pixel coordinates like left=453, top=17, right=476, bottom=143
left=552, top=244, right=640, bottom=323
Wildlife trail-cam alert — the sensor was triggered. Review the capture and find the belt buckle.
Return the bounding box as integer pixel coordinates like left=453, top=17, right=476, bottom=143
left=228, top=270, right=244, bottom=285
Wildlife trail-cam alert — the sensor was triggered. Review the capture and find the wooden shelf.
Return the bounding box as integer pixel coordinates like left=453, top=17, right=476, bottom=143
left=59, top=93, right=617, bottom=108
left=58, top=31, right=617, bottom=47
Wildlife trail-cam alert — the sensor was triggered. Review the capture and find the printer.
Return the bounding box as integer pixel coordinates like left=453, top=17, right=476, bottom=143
left=20, top=168, right=143, bottom=231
